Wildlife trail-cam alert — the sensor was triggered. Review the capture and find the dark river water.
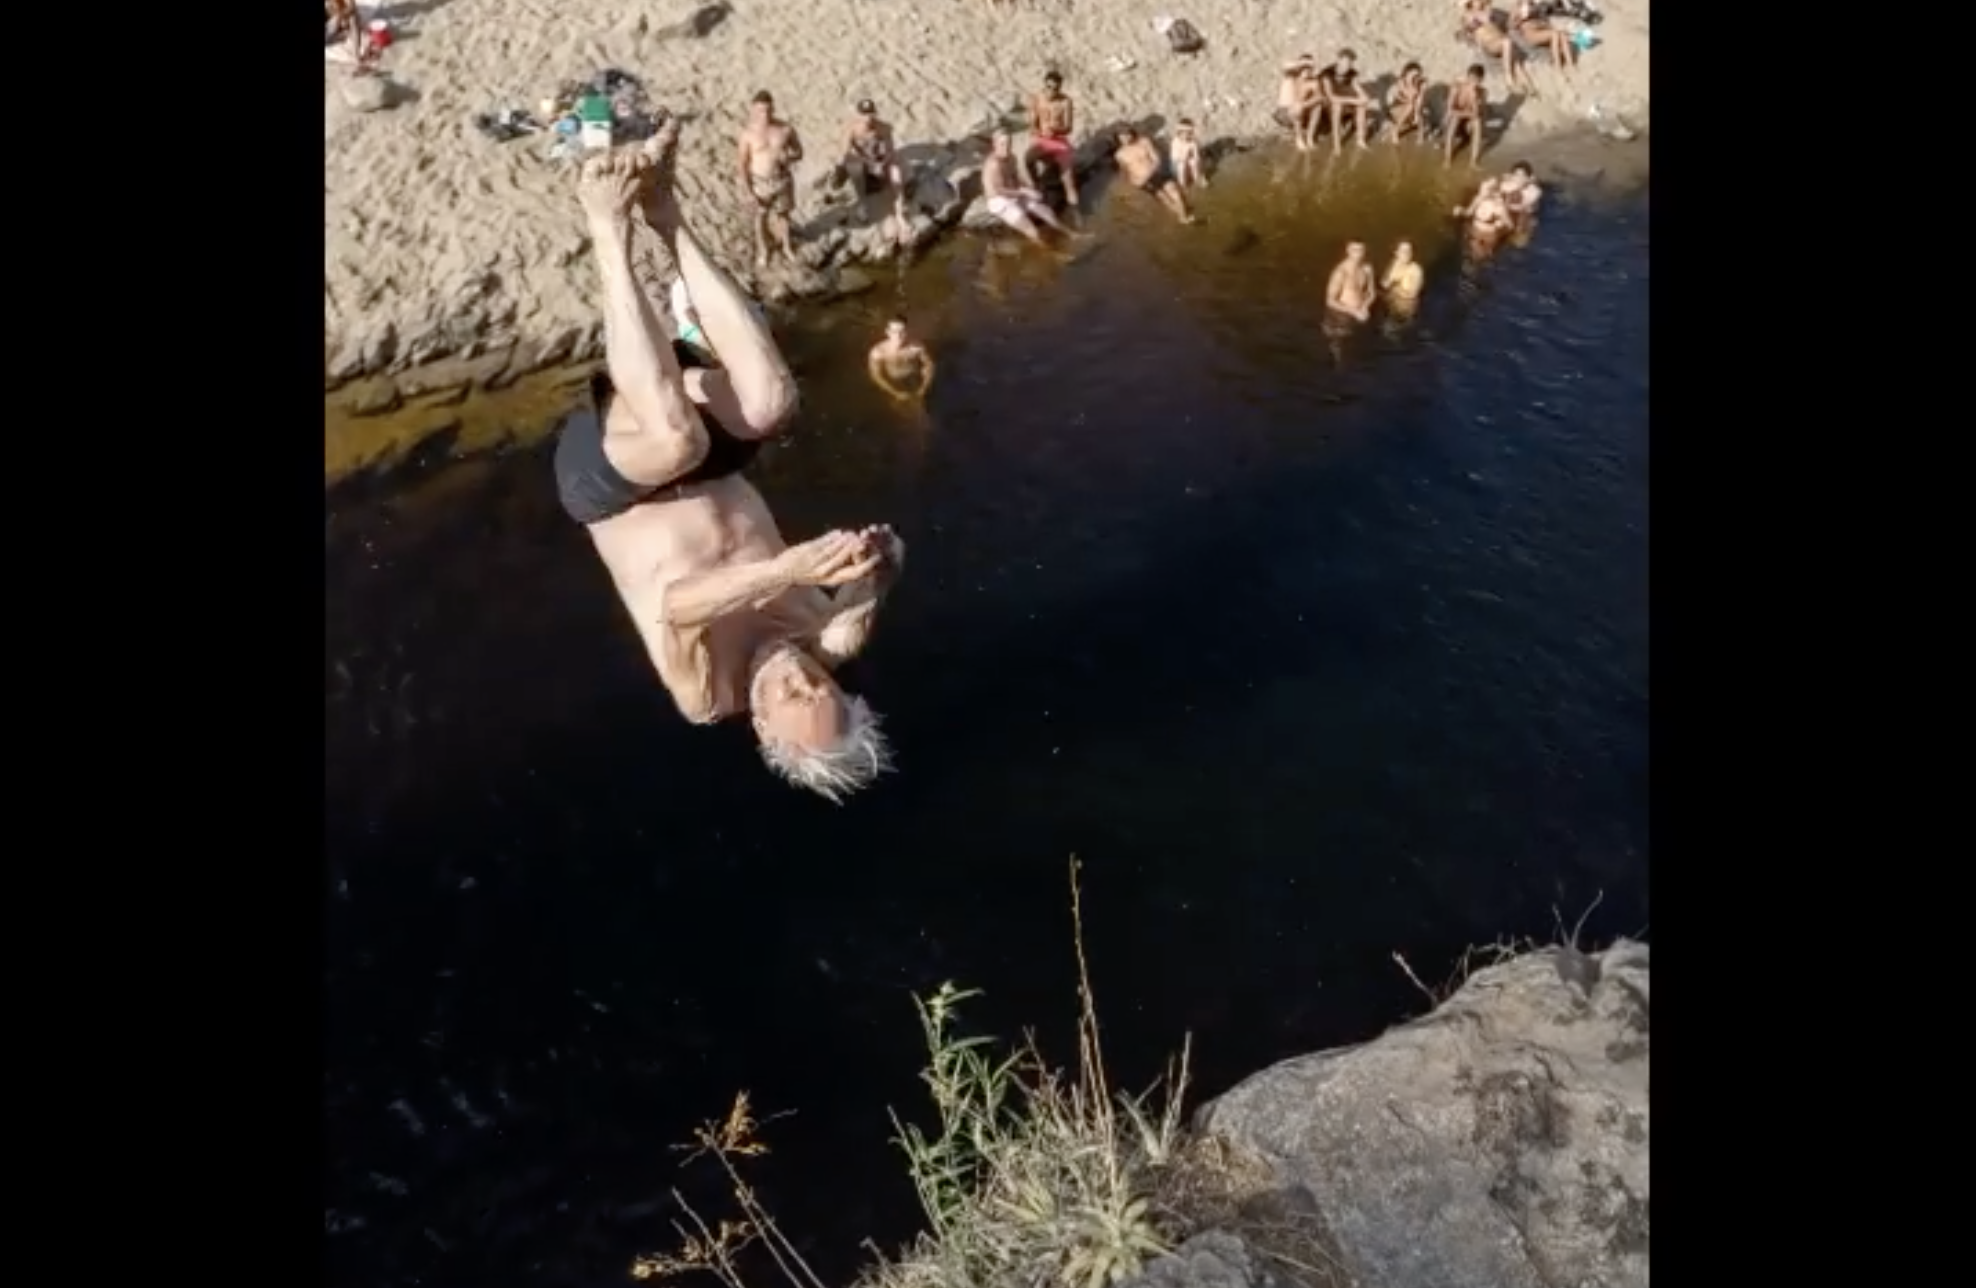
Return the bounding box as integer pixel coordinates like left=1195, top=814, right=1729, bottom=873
left=325, top=145, right=1649, bottom=1288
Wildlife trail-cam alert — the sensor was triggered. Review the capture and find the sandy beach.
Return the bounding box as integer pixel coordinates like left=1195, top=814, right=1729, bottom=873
left=325, top=0, right=1649, bottom=392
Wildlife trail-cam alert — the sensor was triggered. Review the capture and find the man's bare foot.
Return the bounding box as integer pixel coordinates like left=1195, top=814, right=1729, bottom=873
left=637, top=117, right=682, bottom=227
left=579, top=150, right=649, bottom=232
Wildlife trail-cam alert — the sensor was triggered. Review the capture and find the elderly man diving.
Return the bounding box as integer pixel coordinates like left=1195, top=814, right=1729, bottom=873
left=554, top=123, right=904, bottom=801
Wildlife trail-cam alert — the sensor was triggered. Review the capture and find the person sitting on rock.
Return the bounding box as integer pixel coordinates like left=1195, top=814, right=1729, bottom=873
left=1443, top=63, right=1490, bottom=166
left=981, top=128, right=1075, bottom=249
left=1273, top=55, right=1323, bottom=151
left=1316, top=49, right=1375, bottom=151
left=1383, top=62, right=1429, bottom=143
left=840, top=98, right=910, bottom=242
left=1113, top=126, right=1197, bottom=225
left=867, top=317, right=936, bottom=401
left=1168, top=118, right=1208, bottom=188
left=1026, top=71, right=1083, bottom=217
left=554, top=125, right=904, bottom=801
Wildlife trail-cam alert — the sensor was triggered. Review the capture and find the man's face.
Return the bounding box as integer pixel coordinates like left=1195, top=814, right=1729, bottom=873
left=752, top=646, right=850, bottom=753
left=1118, top=130, right=1137, bottom=148
left=750, top=98, right=772, bottom=124
left=1044, top=77, right=1062, bottom=96
left=1394, top=242, right=1413, bottom=264
left=1346, top=242, right=1365, bottom=263
left=992, top=132, right=1011, bottom=156
left=1177, top=124, right=1194, bottom=140
left=1337, top=54, right=1355, bottom=74
left=885, top=321, right=906, bottom=343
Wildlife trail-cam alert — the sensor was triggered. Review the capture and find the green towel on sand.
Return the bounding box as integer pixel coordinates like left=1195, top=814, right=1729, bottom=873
left=576, top=94, right=613, bottom=125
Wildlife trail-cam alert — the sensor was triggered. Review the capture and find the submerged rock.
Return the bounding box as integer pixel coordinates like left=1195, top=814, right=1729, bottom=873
left=1175, top=941, right=1649, bottom=1288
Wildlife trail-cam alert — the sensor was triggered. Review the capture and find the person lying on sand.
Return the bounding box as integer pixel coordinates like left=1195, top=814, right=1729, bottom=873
left=1274, top=56, right=1323, bottom=151
left=1168, top=118, right=1208, bottom=188
left=555, top=130, right=902, bottom=801
left=1444, top=63, right=1489, bottom=166
left=841, top=98, right=909, bottom=238
left=1455, top=177, right=1515, bottom=235
left=1381, top=241, right=1425, bottom=316
left=1499, top=160, right=1544, bottom=216
left=1316, top=49, right=1375, bottom=151
left=1459, top=0, right=1538, bottom=96
left=1326, top=241, right=1377, bottom=323
left=1383, top=62, right=1429, bottom=143
left=1113, top=126, right=1198, bottom=224
left=1027, top=71, right=1083, bottom=216
left=1513, top=0, right=1579, bottom=72
left=738, top=90, right=804, bottom=267
left=867, top=317, right=936, bottom=401
left=982, top=129, right=1075, bottom=248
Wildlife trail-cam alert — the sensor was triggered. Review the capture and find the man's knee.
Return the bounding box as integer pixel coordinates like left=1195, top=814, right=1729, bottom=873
left=736, top=369, right=800, bottom=437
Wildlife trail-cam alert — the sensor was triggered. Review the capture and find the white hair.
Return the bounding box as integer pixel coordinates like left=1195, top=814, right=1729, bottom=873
left=757, top=691, right=895, bottom=803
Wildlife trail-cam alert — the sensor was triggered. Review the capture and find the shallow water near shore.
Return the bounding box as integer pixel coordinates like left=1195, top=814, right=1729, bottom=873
left=325, top=147, right=1649, bottom=1288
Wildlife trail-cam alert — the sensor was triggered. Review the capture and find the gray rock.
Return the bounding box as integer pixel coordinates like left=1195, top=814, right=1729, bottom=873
left=1195, top=941, right=1649, bottom=1288
left=1132, top=1232, right=1298, bottom=1288
left=336, top=74, right=393, bottom=114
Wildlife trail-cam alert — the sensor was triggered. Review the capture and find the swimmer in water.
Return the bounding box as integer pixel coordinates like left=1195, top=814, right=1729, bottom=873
left=1114, top=125, right=1197, bottom=224
left=1455, top=177, right=1514, bottom=234
left=1498, top=160, right=1544, bottom=218
left=1325, top=240, right=1377, bottom=323
left=554, top=127, right=904, bottom=801
left=867, top=317, right=936, bottom=401
left=1381, top=241, right=1425, bottom=315
left=1169, top=118, right=1209, bottom=188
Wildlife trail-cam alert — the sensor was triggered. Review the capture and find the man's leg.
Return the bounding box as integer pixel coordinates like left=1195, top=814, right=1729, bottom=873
left=1157, top=181, right=1194, bottom=223
left=771, top=186, right=797, bottom=260
left=994, top=202, right=1049, bottom=247
left=1022, top=196, right=1072, bottom=234
left=1057, top=147, right=1081, bottom=210
left=583, top=152, right=710, bottom=483
left=643, top=127, right=797, bottom=436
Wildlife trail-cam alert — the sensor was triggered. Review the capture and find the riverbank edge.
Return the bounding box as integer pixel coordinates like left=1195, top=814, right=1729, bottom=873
left=324, top=113, right=1647, bottom=424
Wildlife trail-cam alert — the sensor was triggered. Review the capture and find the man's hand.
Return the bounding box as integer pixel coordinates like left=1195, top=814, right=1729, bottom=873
left=857, top=524, right=905, bottom=577
left=777, top=531, right=883, bottom=588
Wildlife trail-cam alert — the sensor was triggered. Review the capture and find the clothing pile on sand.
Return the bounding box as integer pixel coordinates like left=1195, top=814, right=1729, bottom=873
left=473, top=67, right=662, bottom=160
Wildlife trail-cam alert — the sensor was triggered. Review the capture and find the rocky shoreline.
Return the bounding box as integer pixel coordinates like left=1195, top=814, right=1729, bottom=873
left=324, top=115, right=1645, bottom=422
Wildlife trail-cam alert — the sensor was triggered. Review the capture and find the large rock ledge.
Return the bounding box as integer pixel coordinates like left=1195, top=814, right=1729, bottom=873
left=1152, top=940, right=1649, bottom=1288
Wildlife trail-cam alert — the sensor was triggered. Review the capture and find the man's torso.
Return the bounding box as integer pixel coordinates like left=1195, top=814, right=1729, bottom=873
left=587, top=477, right=824, bottom=718
left=1034, top=93, right=1073, bottom=136
left=1116, top=140, right=1159, bottom=182
left=1319, top=66, right=1358, bottom=98
left=850, top=120, right=893, bottom=164
left=984, top=152, right=1020, bottom=195
left=745, top=122, right=795, bottom=175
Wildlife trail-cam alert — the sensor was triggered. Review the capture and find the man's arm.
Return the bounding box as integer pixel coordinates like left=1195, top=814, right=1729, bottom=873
left=912, top=353, right=937, bottom=397
left=661, top=556, right=796, bottom=630
left=1027, top=94, right=1043, bottom=132
left=783, top=125, right=804, bottom=163
left=737, top=134, right=754, bottom=193
left=1325, top=265, right=1349, bottom=311
left=817, top=536, right=904, bottom=665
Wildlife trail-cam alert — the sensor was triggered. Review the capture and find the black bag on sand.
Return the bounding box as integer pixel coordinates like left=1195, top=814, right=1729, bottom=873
left=1166, top=18, right=1205, bottom=54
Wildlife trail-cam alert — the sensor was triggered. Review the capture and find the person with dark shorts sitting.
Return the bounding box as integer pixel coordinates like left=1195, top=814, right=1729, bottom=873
left=1316, top=48, right=1375, bottom=150
left=1113, top=126, right=1197, bottom=224
left=554, top=125, right=905, bottom=801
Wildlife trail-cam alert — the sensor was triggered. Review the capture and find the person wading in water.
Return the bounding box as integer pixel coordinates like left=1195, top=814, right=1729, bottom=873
left=737, top=90, right=804, bottom=267
left=555, top=125, right=904, bottom=801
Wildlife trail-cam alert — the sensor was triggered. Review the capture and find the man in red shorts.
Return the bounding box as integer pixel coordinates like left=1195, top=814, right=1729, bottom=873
left=1027, top=70, right=1082, bottom=217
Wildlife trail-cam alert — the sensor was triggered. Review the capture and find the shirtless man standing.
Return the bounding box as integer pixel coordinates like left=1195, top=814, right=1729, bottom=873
left=1113, top=126, right=1197, bottom=224
left=867, top=317, right=936, bottom=401
left=738, top=90, right=804, bottom=266
left=1028, top=71, right=1083, bottom=215
left=1325, top=241, right=1377, bottom=323
left=555, top=127, right=903, bottom=801
left=1316, top=49, right=1375, bottom=150
left=1381, top=241, right=1425, bottom=317
left=1444, top=64, right=1489, bottom=166
left=982, top=128, right=1074, bottom=248
left=842, top=98, right=909, bottom=239
left=1383, top=62, right=1429, bottom=143
left=1274, top=55, right=1323, bottom=150
left=1168, top=118, right=1208, bottom=188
